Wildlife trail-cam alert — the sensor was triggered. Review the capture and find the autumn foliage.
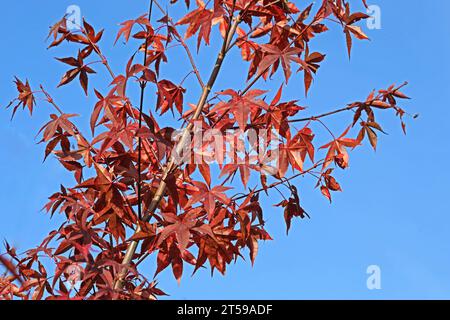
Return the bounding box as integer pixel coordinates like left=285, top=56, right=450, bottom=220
left=1, top=0, right=411, bottom=300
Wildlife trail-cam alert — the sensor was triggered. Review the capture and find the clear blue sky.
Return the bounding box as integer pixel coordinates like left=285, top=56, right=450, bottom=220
left=1, top=0, right=450, bottom=299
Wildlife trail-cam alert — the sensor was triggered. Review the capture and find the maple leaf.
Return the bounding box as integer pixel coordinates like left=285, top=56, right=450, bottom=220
left=318, top=168, right=342, bottom=203
left=90, top=89, right=119, bottom=135
left=357, top=121, right=386, bottom=150
left=292, top=127, right=315, bottom=161
left=109, top=56, right=148, bottom=97
left=154, top=240, right=197, bottom=284
left=259, top=85, right=305, bottom=138
left=379, top=83, right=411, bottom=105
left=275, top=186, right=308, bottom=234
left=7, top=77, right=35, bottom=118
left=185, top=181, right=232, bottom=219
left=235, top=27, right=258, bottom=61
left=210, top=89, right=267, bottom=131
left=236, top=192, right=265, bottom=226
left=38, top=113, right=78, bottom=143
left=46, top=17, right=69, bottom=48
left=56, top=51, right=96, bottom=95
left=297, top=51, right=326, bottom=95
left=192, top=215, right=239, bottom=276
left=156, top=209, right=217, bottom=253
left=342, top=6, right=370, bottom=57
left=156, top=80, right=186, bottom=115
left=219, top=154, right=259, bottom=188
left=246, top=227, right=272, bottom=266
left=316, top=0, right=334, bottom=21
left=74, top=134, right=95, bottom=168
left=43, top=132, right=69, bottom=162
left=176, top=0, right=214, bottom=50
left=320, top=126, right=360, bottom=169
left=320, top=185, right=332, bottom=202
left=82, top=19, right=104, bottom=45
left=259, top=44, right=302, bottom=82
left=115, top=14, right=149, bottom=44
left=47, top=16, right=67, bottom=40
left=324, top=176, right=342, bottom=192
left=92, top=122, right=136, bottom=159
left=278, top=139, right=305, bottom=177
left=278, top=127, right=314, bottom=177
left=75, top=163, right=128, bottom=213
left=0, top=256, right=21, bottom=282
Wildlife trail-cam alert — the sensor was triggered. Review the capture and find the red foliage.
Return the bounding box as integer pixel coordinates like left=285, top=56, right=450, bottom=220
left=1, top=0, right=412, bottom=300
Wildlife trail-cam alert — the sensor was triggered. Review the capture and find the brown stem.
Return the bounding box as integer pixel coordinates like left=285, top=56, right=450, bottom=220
left=114, top=9, right=241, bottom=290
left=91, top=44, right=116, bottom=80
left=232, top=160, right=324, bottom=201
left=173, top=31, right=205, bottom=88
left=82, top=30, right=116, bottom=80
left=289, top=106, right=355, bottom=123
left=153, top=0, right=205, bottom=88
left=40, top=85, right=64, bottom=115
left=222, top=105, right=356, bottom=131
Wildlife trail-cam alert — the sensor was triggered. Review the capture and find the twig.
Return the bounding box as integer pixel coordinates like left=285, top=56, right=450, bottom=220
left=79, top=27, right=116, bottom=80
left=289, top=106, right=355, bottom=123
left=40, top=85, right=64, bottom=115
left=153, top=0, right=205, bottom=88
left=232, top=160, right=324, bottom=201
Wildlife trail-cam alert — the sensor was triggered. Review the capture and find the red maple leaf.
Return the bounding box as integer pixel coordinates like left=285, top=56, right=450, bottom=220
left=57, top=51, right=96, bottom=95
left=259, top=44, right=302, bottom=83
left=210, top=89, right=267, bottom=131
left=320, top=126, right=360, bottom=169
left=185, top=181, right=232, bottom=219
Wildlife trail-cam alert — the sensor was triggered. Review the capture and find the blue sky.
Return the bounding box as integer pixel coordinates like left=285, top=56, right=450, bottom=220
left=1, top=0, right=450, bottom=299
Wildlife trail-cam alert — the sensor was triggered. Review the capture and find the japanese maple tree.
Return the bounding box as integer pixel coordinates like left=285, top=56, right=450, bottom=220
left=0, top=0, right=413, bottom=300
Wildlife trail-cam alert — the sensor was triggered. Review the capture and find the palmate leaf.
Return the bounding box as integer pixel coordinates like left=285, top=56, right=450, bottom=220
left=259, top=44, right=302, bottom=83
left=7, top=77, right=35, bottom=118
left=210, top=89, right=267, bottom=131
left=56, top=51, right=96, bottom=95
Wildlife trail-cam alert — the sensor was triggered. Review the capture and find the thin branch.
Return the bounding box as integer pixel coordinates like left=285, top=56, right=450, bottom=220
left=220, top=104, right=355, bottom=131
left=289, top=106, right=355, bottom=123
left=40, top=85, right=64, bottom=115
left=232, top=160, right=324, bottom=201
left=153, top=0, right=205, bottom=88
left=315, top=118, right=336, bottom=140
left=80, top=29, right=116, bottom=80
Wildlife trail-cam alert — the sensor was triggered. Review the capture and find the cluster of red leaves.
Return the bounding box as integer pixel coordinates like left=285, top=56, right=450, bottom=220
left=1, top=0, right=412, bottom=300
